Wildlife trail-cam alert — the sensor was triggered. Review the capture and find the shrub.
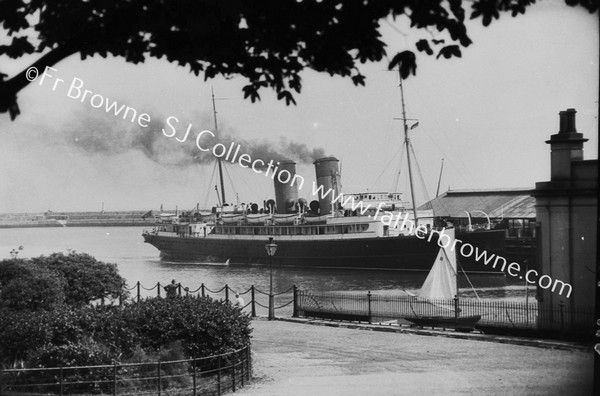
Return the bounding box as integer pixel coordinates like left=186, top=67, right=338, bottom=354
left=27, top=337, right=113, bottom=368
left=30, top=252, right=129, bottom=305
left=120, top=341, right=191, bottom=393
left=0, top=258, right=29, bottom=285
left=0, top=306, right=92, bottom=366
left=0, top=309, right=51, bottom=365
left=26, top=337, right=116, bottom=394
left=0, top=260, right=65, bottom=311
left=0, top=251, right=251, bottom=386
left=0, top=305, right=127, bottom=367
left=1, top=296, right=251, bottom=369
left=126, top=296, right=252, bottom=358
left=0, top=252, right=129, bottom=310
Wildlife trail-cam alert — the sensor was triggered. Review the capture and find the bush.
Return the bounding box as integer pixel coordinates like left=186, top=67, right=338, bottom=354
left=0, top=252, right=128, bottom=310
left=27, top=337, right=113, bottom=368
left=0, top=296, right=251, bottom=369
left=0, top=258, right=29, bottom=285
left=121, top=341, right=191, bottom=393
left=126, top=296, right=252, bottom=358
left=0, top=251, right=250, bottom=382
left=0, top=309, right=51, bottom=365
left=0, top=306, right=99, bottom=366
left=0, top=260, right=66, bottom=311
left=31, top=252, right=129, bottom=305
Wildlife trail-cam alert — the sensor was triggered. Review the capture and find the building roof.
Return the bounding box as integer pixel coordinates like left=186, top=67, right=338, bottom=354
left=419, top=188, right=536, bottom=219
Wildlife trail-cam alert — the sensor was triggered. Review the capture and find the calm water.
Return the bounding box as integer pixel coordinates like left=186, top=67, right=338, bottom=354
left=0, top=226, right=532, bottom=301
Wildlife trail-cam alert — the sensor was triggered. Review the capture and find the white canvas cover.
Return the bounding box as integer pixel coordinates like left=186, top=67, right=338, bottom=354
left=418, top=228, right=457, bottom=300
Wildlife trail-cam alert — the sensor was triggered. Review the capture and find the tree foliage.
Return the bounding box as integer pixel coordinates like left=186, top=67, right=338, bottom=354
left=0, top=252, right=128, bottom=309
left=30, top=252, right=128, bottom=306
left=0, top=0, right=596, bottom=120
left=0, top=259, right=66, bottom=311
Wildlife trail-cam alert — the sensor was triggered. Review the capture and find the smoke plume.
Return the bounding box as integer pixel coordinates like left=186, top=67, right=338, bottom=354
left=63, top=108, right=328, bottom=168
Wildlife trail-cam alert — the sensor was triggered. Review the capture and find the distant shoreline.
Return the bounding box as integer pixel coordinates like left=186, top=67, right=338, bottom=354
left=0, top=210, right=157, bottom=229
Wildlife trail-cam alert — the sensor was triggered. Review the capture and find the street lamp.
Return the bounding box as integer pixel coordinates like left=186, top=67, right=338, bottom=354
left=265, top=237, right=278, bottom=320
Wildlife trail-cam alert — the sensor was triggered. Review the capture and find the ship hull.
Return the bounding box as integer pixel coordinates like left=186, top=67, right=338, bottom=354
left=143, top=229, right=507, bottom=273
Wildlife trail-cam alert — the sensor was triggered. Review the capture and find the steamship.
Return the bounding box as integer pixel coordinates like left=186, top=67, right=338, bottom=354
left=142, top=156, right=505, bottom=272
left=142, top=84, right=507, bottom=273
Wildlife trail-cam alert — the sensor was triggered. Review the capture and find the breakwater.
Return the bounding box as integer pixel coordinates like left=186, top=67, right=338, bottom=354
left=0, top=211, right=154, bottom=228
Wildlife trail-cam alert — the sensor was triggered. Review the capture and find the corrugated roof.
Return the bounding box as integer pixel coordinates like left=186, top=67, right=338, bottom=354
left=419, top=189, right=536, bottom=218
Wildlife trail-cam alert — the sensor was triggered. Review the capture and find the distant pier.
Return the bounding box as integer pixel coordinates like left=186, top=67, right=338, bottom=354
left=0, top=210, right=155, bottom=228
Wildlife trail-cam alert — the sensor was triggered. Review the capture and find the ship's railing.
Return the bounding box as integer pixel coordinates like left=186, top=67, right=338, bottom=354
left=0, top=346, right=251, bottom=396
left=142, top=210, right=373, bottom=229
left=295, top=290, right=595, bottom=341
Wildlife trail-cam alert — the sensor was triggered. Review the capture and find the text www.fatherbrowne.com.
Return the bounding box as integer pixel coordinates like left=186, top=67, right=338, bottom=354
left=313, top=184, right=572, bottom=298
left=396, top=223, right=572, bottom=298
left=31, top=66, right=570, bottom=299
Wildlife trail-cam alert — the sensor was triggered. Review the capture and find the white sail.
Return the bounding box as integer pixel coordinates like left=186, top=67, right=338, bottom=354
left=418, top=228, right=457, bottom=300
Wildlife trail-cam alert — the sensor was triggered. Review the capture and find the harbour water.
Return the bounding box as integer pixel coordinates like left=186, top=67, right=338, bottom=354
left=0, top=226, right=533, bottom=302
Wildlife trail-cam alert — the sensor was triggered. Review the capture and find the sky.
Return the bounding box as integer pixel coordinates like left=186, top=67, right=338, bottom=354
left=0, top=1, right=598, bottom=213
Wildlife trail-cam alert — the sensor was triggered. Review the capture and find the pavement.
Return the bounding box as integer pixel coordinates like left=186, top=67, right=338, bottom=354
left=237, top=317, right=593, bottom=396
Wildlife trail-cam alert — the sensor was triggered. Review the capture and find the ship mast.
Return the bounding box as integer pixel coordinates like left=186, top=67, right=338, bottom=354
left=435, top=158, right=445, bottom=198
left=211, top=88, right=226, bottom=206
left=398, top=75, right=419, bottom=226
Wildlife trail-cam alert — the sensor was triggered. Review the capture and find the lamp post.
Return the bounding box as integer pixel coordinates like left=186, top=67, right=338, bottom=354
left=265, top=237, right=278, bottom=320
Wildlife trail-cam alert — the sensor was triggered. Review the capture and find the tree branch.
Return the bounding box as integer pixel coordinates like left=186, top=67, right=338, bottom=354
left=0, top=45, right=77, bottom=120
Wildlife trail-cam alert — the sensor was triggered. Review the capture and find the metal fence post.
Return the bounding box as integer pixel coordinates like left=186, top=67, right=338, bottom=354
left=192, top=358, right=197, bottom=396
left=251, top=286, right=256, bottom=317
left=157, top=282, right=161, bottom=298
left=241, top=351, right=244, bottom=386
left=225, top=285, right=229, bottom=302
left=113, top=362, right=117, bottom=396
left=201, top=283, right=205, bottom=298
left=454, top=296, right=460, bottom=319
left=59, top=366, right=64, bottom=396
left=231, top=354, right=236, bottom=392
left=178, top=283, right=182, bottom=297
left=367, top=291, right=372, bottom=324
left=247, top=346, right=252, bottom=380
left=559, top=300, right=565, bottom=335
left=217, top=356, right=222, bottom=396
left=137, top=281, right=141, bottom=302
left=293, top=285, right=298, bottom=317
left=157, top=361, right=162, bottom=396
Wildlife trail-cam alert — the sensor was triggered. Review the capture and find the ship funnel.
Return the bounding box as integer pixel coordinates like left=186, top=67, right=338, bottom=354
left=274, top=160, right=299, bottom=214
left=314, top=157, right=341, bottom=215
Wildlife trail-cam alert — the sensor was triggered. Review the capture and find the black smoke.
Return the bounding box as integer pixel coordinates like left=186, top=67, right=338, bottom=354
left=63, top=108, right=328, bottom=168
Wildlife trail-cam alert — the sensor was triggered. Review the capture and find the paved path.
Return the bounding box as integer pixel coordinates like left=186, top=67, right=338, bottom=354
left=238, top=318, right=593, bottom=396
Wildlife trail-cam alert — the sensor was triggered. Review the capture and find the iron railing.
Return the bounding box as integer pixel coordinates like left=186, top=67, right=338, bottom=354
left=116, top=282, right=297, bottom=319
left=0, top=346, right=251, bottom=396
left=296, top=290, right=594, bottom=339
